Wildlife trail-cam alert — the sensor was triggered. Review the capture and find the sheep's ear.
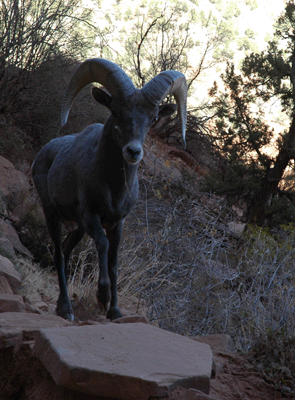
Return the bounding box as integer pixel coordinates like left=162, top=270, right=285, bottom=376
left=92, top=87, right=112, bottom=110
left=158, top=103, right=177, bottom=118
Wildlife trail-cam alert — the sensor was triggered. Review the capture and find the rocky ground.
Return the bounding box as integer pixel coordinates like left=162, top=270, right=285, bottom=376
left=0, top=154, right=291, bottom=400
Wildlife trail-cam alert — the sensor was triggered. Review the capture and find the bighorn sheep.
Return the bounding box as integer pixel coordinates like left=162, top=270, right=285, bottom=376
left=32, top=58, right=187, bottom=321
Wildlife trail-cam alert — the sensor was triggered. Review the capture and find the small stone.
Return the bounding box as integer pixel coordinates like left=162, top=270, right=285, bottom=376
left=228, top=222, right=246, bottom=236
left=192, top=334, right=235, bottom=353
left=35, top=301, right=50, bottom=312
left=112, top=315, right=149, bottom=324
left=0, top=329, right=22, bottom=349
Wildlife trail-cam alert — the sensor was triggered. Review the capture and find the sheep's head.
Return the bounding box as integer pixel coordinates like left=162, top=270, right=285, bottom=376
left=61, top=59, right=187, bottom=165
left=91, top=87, right=178, bottom=165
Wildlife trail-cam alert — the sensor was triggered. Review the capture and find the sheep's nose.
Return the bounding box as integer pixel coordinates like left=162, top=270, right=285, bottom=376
left=127, top=145, right=141, bottom=158
left=123, top=141, right=143, bottom=164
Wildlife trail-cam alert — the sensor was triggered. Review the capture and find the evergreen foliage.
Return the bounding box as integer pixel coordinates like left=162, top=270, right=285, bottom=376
left=92, top=0, right=258, bottom=94
left=205, top=2, right=295, bottom=226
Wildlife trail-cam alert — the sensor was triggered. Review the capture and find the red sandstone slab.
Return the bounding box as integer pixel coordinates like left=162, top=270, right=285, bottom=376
left=0, top=312, right=72, bottom=332
left=34, top=323, right=213, bottom=400
left=0, top=312, right=72, bottom=347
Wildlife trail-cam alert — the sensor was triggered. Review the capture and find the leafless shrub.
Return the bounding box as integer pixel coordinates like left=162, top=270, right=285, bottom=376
left=22, top=157, right=295, bottom=390
left=0, top=0, right=93, bottom=115
left=65, top=167, right=295, bottom=362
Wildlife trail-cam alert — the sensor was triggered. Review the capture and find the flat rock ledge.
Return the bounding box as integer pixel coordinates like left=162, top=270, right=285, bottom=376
left=0, top=312, right=72, bottom=348
left=34, top=322, right=214, bottom=400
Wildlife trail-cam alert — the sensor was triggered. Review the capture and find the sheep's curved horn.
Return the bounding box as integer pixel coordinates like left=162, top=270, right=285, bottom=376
left=141, top=71, right=187, bottom=149
left=61, top=58, right=136, bottom=127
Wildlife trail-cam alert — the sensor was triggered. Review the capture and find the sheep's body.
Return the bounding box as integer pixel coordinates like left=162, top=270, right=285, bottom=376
left=33, top=120, right=140, bottom=321
left=32, top=58, right=187, bottom=321
left=33, top=123, right=138, bottom=227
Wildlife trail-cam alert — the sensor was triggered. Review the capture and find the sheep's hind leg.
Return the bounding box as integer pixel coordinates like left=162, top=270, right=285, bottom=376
left=44, top=207, right=74, bottom=321
left=82, top=212, right=111, bottom=314
left=106, top=221, right=124, bottom=320
left=62, top=226, right=85, bottom=280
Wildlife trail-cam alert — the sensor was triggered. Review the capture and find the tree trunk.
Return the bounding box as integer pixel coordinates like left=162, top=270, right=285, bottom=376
left=248, top=112, right=295, bottom=225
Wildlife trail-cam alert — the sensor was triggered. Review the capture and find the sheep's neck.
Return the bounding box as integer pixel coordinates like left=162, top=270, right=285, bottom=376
left=98, top=122, right=139, bottom=199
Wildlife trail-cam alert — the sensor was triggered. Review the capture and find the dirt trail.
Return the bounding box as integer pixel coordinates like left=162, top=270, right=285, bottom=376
left=210, top=349, right=288, bottom=400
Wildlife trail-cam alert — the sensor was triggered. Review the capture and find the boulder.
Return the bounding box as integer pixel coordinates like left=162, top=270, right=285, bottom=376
left=0, top=156, right=30, bottom=221
left=0, top=293, right=25, bottom=313
left=0, top=255, right=22, bottom=293
left=0, top=236, right=16, bottom=262
left=34, top=322, right=214, bottom=400
left=0, top=220, right=33, bottom=258
left=0, top=188, right=8, bottom=218
left=0, top=311, right=72, bottom=333
left=0, top=276, right=13, bottom=294
left=0, top=157, right=37, bottom=260
left=0, top=312, right=73, bottom=348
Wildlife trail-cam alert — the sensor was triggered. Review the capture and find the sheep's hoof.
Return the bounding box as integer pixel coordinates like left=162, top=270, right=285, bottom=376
left=107, top=307, right=122, bottom=321
left=56, top=297, right=74, bottom=321
left=56, top=307, right=74, bottom=321
left=97, top=283, right=111, bottom=310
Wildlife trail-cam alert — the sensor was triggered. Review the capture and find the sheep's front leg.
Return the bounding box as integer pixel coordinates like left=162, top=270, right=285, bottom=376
left=44, top=206, right=74, bottom=321
left=106, top=220, right=124, bottom=320
left=82, top=212, right=111, bottom=311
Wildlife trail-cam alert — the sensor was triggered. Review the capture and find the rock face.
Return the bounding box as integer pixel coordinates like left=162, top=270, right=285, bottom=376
left=34, top=323, right=214, bottom=400
left=0, top=156, right=36, bottom=262
left=0, top=157, right=35, bottom=315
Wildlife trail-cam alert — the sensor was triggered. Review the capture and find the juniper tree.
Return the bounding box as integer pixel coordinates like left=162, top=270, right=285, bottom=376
left=206, top=2, right=295, bottom=226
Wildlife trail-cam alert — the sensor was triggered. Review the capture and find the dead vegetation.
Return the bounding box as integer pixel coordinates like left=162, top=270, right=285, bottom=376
left=20, top=153, right=292, bottom=372
left=13, top=136, right=295, bottom=397
left=2, top=58, right=293, bottom=397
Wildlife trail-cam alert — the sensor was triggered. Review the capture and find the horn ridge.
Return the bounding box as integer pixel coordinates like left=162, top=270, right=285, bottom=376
left=61, top=58, right=136, bottom=127
left=141, top=70, right=187, bottom=149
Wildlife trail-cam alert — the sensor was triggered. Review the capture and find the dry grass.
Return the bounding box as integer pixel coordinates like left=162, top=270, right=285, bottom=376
left=18, top=257, right=59, bottom=306
left=17, top=164, right=295, bottom=394
left=61, top=170, right=295, bottom=351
